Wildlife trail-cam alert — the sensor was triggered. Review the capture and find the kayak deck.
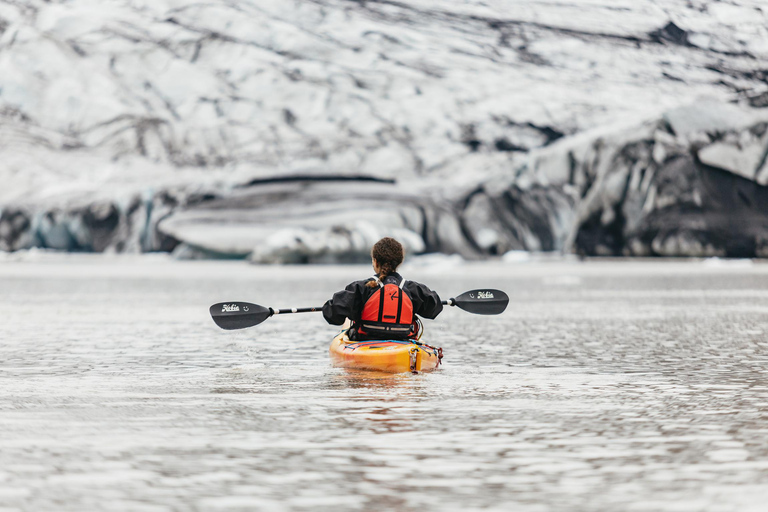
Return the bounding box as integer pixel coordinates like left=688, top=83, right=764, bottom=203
left=329, top=329, right=443, bottom=374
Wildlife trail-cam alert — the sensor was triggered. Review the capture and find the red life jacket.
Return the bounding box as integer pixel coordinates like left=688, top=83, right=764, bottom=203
left=357, top=278, right=415, bottom=339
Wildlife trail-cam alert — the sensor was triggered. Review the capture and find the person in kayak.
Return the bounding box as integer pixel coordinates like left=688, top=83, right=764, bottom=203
left=322, top=237, right=443, bottom=340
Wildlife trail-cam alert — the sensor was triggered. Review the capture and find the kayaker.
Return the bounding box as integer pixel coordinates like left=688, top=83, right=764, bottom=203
left=322, top=237, right=443, bottom=340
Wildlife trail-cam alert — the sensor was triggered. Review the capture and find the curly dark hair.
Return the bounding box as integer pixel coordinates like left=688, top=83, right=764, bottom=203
left=367, top=237, right=404, bottom=287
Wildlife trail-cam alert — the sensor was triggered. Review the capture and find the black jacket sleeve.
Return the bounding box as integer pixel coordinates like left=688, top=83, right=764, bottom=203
left=405, top=281, right=443, bottom=320
left=322, top=280, right=367, bottom=325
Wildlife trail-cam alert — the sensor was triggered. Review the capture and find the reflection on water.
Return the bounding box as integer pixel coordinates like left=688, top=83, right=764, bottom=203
left=330, top=368, right=425, bottom=388
left=1, top=257, right=768, bottom=511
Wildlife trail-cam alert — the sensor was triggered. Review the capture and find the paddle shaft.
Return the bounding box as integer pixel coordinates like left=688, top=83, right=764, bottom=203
left=274, top=301, right=458, bottom=315
left=271, top=306, right=322, bottom=315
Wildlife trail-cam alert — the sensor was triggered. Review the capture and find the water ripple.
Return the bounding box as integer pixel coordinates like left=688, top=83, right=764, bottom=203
left=1, top=258, right=767, bottom=511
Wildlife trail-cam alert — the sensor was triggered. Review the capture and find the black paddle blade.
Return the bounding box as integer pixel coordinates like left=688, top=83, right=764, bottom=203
left=209, top=302, right=272, bottom=330
left=452, top=289, right=509, bottom=315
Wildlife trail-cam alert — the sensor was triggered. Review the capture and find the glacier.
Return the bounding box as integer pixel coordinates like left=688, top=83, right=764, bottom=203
left=1, top=0, right=767, bottom=260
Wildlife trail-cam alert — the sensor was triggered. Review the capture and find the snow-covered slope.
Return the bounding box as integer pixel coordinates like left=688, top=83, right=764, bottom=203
left=1, top=1, right=767, bottom=258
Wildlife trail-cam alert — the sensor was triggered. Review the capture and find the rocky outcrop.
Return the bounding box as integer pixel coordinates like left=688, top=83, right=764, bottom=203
left=1, top=1, right=768, bottom=260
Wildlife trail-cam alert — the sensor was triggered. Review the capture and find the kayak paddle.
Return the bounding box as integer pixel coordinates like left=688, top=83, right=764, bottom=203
left=210, top=288, right=508, bottom=330
left=209, top=303, right=321, bottom=330
left=442, top=289, right=509, bottom=315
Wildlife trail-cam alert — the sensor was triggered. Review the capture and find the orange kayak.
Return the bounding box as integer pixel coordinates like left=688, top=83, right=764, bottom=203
left=329, top=328, right=443, bottom=374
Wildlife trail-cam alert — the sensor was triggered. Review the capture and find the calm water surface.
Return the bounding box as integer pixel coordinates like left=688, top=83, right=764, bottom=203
left=1, top=255, right=768, bottom=511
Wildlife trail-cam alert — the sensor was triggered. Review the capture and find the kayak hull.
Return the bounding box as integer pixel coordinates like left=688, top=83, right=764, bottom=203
left=329, top=329, right=442, bottom=374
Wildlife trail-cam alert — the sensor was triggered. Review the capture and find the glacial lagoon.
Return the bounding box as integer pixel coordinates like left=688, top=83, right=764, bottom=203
left=1, top=255, right=767, bottom=511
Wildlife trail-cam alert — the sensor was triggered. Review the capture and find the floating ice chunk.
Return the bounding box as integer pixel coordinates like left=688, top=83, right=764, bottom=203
left=701, top=257, right=754, bottom=267
left=501, top=250, right=532, bottom=263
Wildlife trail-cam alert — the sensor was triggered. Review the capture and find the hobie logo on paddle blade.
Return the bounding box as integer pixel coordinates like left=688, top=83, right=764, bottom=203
left=477, top=291, right=494, bottom=299
left=222, top=304, right=240, bottom=312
